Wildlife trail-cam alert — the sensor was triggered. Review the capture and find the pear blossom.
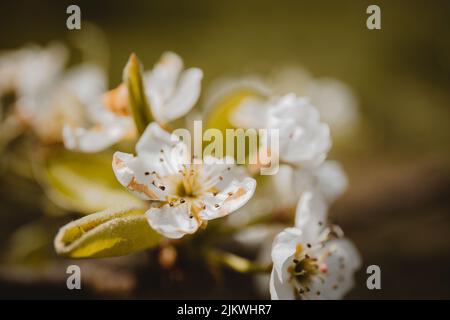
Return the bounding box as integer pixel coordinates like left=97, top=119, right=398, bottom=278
left=112, top=123, right=256, bottom=239
left=270, top=191, right=361, bottom=300
left=62, top=65, right=135, bottom=152
left=232, top=93, right=331, bottom=168
left=226, top=68, right=359, bottom=137
left=63, top=51, right=202, bottom=152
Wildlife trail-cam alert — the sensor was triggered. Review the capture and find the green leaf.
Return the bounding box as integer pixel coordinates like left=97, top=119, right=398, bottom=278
left=54, top=205, right=161, bottom=258
left=39, top=148, right=143, bottom=215
left=123, top=53, right=153, bottom=134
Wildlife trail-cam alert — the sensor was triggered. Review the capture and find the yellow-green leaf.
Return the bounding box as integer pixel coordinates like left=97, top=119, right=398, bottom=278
left=39, top=148, right=143, bottom=215
left=54, top=205, right=161, bottom=258
left=124, top=53, right=153, bottom=134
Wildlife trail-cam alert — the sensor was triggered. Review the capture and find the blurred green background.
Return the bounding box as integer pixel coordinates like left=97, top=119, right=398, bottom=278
left=0, top=0, right=449, bottom=299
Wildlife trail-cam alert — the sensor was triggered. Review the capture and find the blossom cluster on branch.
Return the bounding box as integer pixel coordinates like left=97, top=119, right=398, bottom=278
left=0, top=42, right=361, bottom=299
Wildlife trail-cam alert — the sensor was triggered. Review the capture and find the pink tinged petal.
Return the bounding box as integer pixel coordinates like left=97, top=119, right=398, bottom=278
left=146, top=203, right=199, bottom=239
left=270, top=268, right=295, bottom=300
left=271, top=227, right=302, bottom=283
left=112, top=151, right=166, bottom=201
left=200, top=177, right=256, bottom=221
left=294, top=191, right=328, bottom=241
left=314, top=238, right=362, bottom=299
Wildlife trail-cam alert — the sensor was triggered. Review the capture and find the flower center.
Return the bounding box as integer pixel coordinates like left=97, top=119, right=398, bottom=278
left=288, top=243, right=323, bottom=298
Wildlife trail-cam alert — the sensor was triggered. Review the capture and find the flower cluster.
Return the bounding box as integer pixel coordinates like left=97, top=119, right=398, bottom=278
left=0, top=41, right=361, bottom=300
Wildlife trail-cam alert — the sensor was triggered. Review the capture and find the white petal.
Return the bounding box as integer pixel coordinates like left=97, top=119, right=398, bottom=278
left=63, top=117, right=132, bottom=153
left=310, top=238, right=361, bottom=299
left=146, top=203, right=199, bottom=239
left=267, top=94, right=331, bottom=167
left=270, top=268, right=295, bottom=300
left=294, top=191, right=328, bottom=242
left=144, top=52, right=202, bottom=123
left=307, top=78, right=359, bottom=132
left=200, top=177, right=256, bottom=220
left=112, top=151, right=167, bottom=201
left=233, top=224, right=278, bottom=249
left=136, top=123, right=190, bottom=174
left=314, top=161, right=348, bottom=203
left=15, top=43, right=68, bottom=96
left=160, top=68, right=202, bottom=123
left=145, top=52, right=183, bottom=105
left=136, top=122, right=176, bottom=154
left=230, top=98, right=269, bottom=129
left=271, top=227, right=302, bottom=283
left=62, top=63, right=107, bottom=107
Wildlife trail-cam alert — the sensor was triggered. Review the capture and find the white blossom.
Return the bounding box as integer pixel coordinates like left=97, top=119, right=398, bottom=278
left=270, top=191, right=361, bottom=299
left=63, top=52, right=202, bottom=152
left=62, top=65, right=135, bottom=152
left=112, top=123, right=256, bottom=239
left=234, top=93, right=331, bottom=167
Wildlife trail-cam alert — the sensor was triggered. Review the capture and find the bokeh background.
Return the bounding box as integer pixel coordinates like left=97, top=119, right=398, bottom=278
left=0, top=0, right=449, bottom=299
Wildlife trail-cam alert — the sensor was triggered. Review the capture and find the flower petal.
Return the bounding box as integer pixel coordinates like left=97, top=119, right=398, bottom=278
left=307, top=238, right=361, bottom=299
left=294, top=191, right=328, bottom=241
left=200, top=177, right=256, bottom=220
left=144, top=52, right=202, bottom=123
left=270, top=268, right=295, bottom=300
left=144, top=52, right=183, bottom=105
left=146, top=202, right=199, bottom=239
left=112, top=151, right=167, bottom=201
left=161, top=68, right=203, bottom=123
left=266, top=93, right=331, bottom=167
left=231, top=98, right=269, bottom=129
left=63, top=117, right=133, bottom=153
left=271, top=227, right=302, bottom=283
left=136, top=122, right=190, bottom=174
left=314, top=160, right=348, bottom=203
